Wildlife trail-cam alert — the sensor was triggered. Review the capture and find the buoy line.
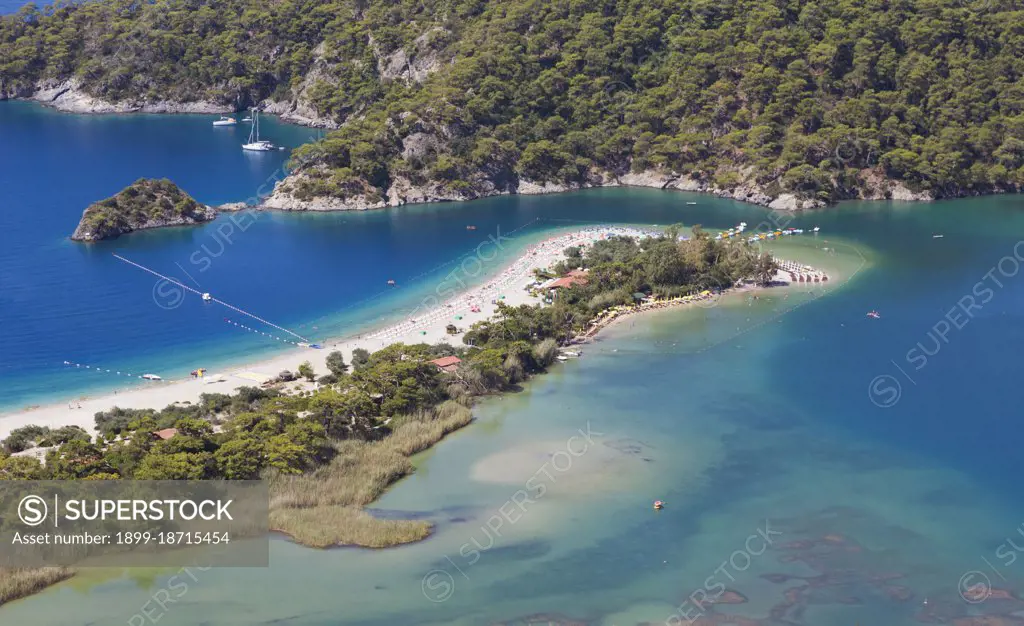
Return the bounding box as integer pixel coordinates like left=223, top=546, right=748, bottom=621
left=112, top=253, right=310, bottom=342
left=224, top=317, right=304, bottom=347
left=62, top=359, right=159, bottom=381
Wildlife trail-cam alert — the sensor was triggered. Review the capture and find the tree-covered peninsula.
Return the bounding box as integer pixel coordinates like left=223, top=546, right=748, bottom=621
left=5, top=0, right=1024, bottom=208
left=71, top=178, right=215, bottom=241
left=0, top=227, right=775, bottom=603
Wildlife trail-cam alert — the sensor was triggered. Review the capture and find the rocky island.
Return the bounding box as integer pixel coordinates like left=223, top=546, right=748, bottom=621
left=71, top=178, right=216, bottom=242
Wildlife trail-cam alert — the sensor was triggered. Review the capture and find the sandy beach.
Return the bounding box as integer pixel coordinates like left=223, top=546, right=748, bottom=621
left=0, top=226, right=664, bottom=440
left=0, top=225, right=831, bottom=442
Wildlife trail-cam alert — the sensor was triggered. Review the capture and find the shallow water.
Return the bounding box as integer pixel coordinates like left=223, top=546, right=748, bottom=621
left=4, top=102, right=1024, bottom=626
left=4, top=189, right=1024, bottom=624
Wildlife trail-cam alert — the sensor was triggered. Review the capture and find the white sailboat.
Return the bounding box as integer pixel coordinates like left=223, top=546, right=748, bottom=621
left=242, top=110, right=275, bottom=152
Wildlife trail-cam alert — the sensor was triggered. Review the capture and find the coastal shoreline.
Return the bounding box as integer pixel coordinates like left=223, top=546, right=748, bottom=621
left=0, top=225, right=829, bottom=441
left=0, top=225, right=838, bottom=609
left=0, top=226, right=651, bottom=439
left=6, top=79, right=338, bottom=128
left=1, top=99, right=974, bottom=212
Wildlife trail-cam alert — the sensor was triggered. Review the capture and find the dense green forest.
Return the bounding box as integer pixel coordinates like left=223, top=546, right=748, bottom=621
left=4, top=0, right=1024, bottom=203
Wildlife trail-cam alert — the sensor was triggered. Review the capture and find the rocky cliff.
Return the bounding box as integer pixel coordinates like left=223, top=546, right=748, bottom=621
left=26, top=79, right=232, bottom=116
left=263, top=164, right=948, bottom=213
left=72, top=179, right=216, bottom=242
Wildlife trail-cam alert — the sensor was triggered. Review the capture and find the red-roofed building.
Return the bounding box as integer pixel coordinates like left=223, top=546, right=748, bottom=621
left=428, top=356, right=462, bottom=373
left=152, top=428, right=178, bottom=441
left=547, top=275, right=588, bottom=289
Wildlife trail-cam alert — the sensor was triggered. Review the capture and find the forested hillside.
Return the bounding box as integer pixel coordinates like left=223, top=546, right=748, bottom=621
left=3, top=0, right=1024, bottom=208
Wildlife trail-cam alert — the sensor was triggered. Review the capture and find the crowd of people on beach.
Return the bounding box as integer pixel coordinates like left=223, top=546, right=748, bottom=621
left=363, top=223, right=834, bottom=346
left=365, top=226, right=658, bottom=344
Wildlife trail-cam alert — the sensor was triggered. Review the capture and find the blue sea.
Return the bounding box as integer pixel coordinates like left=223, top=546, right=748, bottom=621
left=1, top=0, right=29, bottom=12
left=1, top=0, right=85, bottom=12
left=2, top=100, right=1024, bottom=625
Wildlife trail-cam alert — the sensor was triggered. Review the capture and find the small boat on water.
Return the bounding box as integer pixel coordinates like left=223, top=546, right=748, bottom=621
left=242, top=109, right=276, bottom=152
left=686, top=202, right=697, bottom=205
left=241, top=116, right=252, bottom=122
left=387, top=279, right=396, bottom=286
left=142, top=374, right=162, bottom=380
left=213, top=116, right=237, bottom=126
left=933, top=234, right=944, bottom=239
left=867, top=310, right=881, bottom=319
left=202, top=292, right=212, bottom=301
left=466, top=225, right=477, bottom=230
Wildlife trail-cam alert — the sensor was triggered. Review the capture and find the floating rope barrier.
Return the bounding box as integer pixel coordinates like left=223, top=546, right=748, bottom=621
left=63, top=360, right=158, bottom=381
left=112, top=253, right=309, bottom=342
left=224, top=317, right=305, bottom=347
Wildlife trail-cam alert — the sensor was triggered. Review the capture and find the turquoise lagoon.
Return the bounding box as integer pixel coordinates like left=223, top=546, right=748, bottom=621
left=2, top=101, right=1024, bottom=625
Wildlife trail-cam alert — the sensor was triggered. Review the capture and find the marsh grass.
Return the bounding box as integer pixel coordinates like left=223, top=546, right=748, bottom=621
left=268, top=402, right=472, bottom=548
left=0, top=405, right=471, bottom=603
left=0, top=567, right=75, bottom=607
left=270, top=506, right=431, bottom=548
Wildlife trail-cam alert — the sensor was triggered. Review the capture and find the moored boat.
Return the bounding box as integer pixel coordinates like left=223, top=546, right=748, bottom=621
left=242, top=109, right=276, bottom=151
